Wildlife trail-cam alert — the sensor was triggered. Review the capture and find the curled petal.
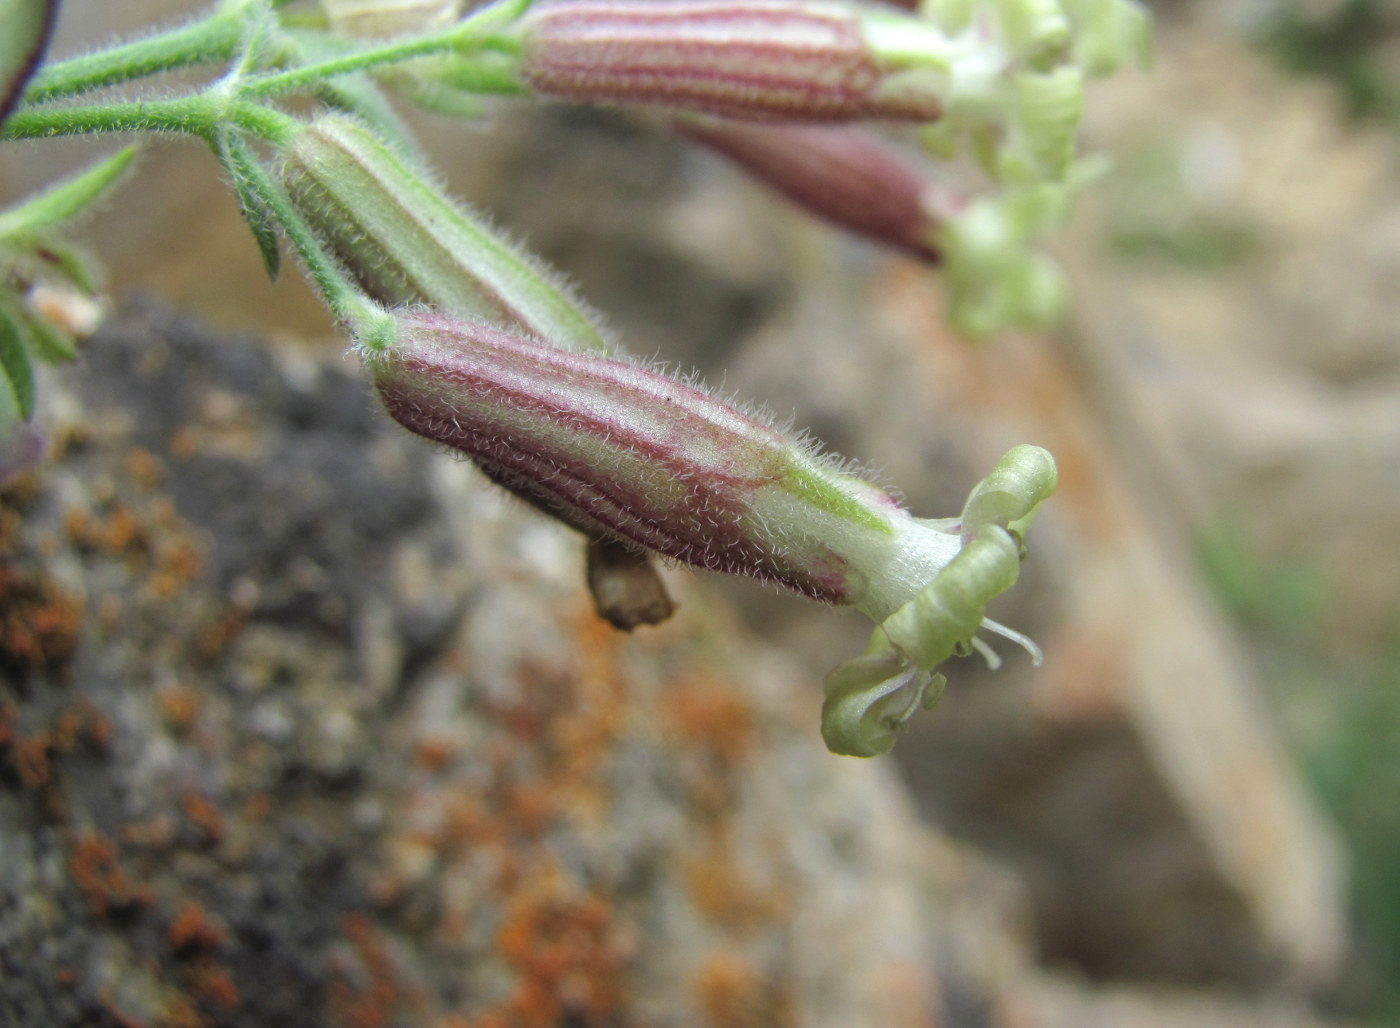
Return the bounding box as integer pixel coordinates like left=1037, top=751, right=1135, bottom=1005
left=822, top=645, right=943, bottom=757
left=880, top=524, right=1021, bottom=670
left=959, top=443, right=1057, bottom=544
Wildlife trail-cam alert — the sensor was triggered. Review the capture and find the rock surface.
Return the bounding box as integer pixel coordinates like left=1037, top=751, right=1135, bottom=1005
left=2, top=303, right=963, bottom=1027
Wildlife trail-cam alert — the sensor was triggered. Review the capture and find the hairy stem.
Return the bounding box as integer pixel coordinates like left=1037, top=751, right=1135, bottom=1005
left=22, top=0, right=256, bottom=103
left=0, top=92, right=297, bottom=145
left=238, top=0, right=530, bottom=99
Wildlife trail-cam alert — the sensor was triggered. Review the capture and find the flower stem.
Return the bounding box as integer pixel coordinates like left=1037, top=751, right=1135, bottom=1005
left=1, top=95, right=223, bottom=141
left=237, top=0, right=531, bottom=99
left=0, top=92, right=297, bottom=146
left=22, top=0, right=255, bottom=104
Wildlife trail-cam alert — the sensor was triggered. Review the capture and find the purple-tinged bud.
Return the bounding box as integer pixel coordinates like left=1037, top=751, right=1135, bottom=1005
left=517, top=0, right=956, bottom=122
left=369, top=310, right=912, bottom=604
left=364, top=310, right=1057, bottom=756
left=675, top=117, right=957, bottom=262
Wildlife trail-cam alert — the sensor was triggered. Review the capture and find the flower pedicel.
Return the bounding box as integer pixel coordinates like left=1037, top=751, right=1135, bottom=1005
left=361, top=310, right=1056, bottom=756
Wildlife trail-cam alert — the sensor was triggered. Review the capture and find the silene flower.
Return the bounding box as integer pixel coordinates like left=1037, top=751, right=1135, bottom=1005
left=360, top=309, right=1056, bottom=757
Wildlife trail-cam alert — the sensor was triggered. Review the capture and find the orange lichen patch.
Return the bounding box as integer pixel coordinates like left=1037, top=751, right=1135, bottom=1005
left=243, top=792, right=271, bottom=823
left=86, top=709, right=113, bottom=752
left=327, top=913, right=400, bottom=1028
left=101, top=996, right=149, bottom=1028
left=98, top=593, right=124, bottom=635
left=65, top=502, right=150, bottom=561
left=51, top=707, right=85, bottom=752
left=151, top=540, right=203, bottom=600
left=414, top=738, right=454, bottom=773
left=69, top=830, right=152, bottom=916
left=693, top=951, right=787, bottom=1028
left=119, top=814, right=177, bottom=852
left=503, top=780, right=558, bottom=839
left=683, top=849, right=788, bottom=935
left=12, top=731, right=54, bottom=789
left=168, top=426, right=199, bottom=462
left=0, top=559, right=84, bottom=672
left=161, top=995, right=205, bottom=1028
left=191, top=607, right=248, bottom=663
left=156, top=686, right=202, bottom=734
left=662, top=678, right=754, bottom=766
left=55, top=966, right=79, bottom=987
left=1, top=702, right=109, bottom=789
left=169, top=901, right=227, bottom=953
left=181, top=790, right=225, bottom=847
left=439, top=795, right=502, bottom=851
left=492, top=881, right=625, bottom=1028
left=126, top=448, right=166, bottom=489
left=187, top=962, right=240, bottom=1011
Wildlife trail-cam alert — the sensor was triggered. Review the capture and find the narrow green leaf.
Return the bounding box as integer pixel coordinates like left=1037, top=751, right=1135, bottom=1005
left=0, top=307, right=36, bottom=421
left=220, top=133, right=282, bottom=281
left=0, top=148, right=137, bottom=240
left=0, top=0, right=58, bottom=128
left=0, top=289, right=75, bottom=364
left=31, top=235, right=102, bottom=294
left=22, top=307, right=78, bottom=363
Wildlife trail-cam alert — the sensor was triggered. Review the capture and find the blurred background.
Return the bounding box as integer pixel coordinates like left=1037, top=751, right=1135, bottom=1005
left=4, top=1, right=1400, bottom=1025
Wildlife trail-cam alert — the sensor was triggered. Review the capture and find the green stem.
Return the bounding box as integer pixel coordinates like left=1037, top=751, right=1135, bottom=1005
left=2, top=96, right=222, bottom=141
left=22, top=1, right=253, bottom=104
left=0, top=93, right=299, bottom=145
left=238, top=0, right=530, bottom=98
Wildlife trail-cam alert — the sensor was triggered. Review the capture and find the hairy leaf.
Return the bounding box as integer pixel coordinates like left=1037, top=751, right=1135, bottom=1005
left=0, top=148, right=136, bottom=239
left=220, top=134, right=282, bottom=281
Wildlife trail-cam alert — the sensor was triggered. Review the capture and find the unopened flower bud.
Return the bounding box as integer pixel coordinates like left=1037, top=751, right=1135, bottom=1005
left=516, top=0, right=972, bottom=122
left=1062, top=0, right=1151, bottom=75
left=364, top=310, right=1056, bottom=755
left=676, top=118, right=952, bottom=262
left=279, top=114, right=614, bottom=355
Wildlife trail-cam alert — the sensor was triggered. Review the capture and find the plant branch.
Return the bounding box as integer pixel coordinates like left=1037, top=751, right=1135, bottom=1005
left=236, top=0, right=531, bottom=98
left=0, top=92, right=299, bottom=146
left=22, top=1, right=255, bottom=104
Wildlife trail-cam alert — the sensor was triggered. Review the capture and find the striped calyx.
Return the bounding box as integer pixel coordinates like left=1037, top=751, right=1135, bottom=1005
left=517, top=0, right=963, bottom=122
left=362, top=310, right=1056, bottom=756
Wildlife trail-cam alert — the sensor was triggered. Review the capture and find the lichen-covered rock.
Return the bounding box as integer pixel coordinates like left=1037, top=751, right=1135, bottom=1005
left=0, top=302, right=968, bottom=1028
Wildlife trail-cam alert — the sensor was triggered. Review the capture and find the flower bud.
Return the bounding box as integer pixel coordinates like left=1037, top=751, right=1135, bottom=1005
left=675, top=118, right=950, bottom=262
left=279, top=113, right=614, bottom=355
left=364, top=310, right=1056, bottom=755
left=516, top=0, right=968, bottom=122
